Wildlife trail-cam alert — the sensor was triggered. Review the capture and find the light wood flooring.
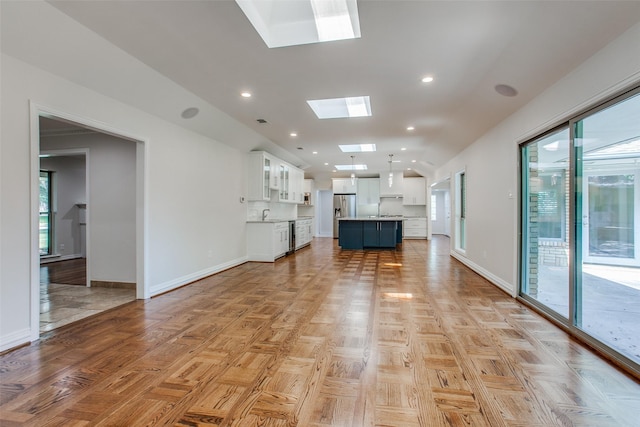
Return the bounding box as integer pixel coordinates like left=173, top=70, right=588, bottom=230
left=2, top=237, right=639, bottom=426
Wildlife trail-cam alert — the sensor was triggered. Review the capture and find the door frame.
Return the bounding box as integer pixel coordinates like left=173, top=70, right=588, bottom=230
left=40, top=148, right=91, bottom=287
left=30, top=102, right=149, bottom=342
left=582, top=167, right=640, bottom=267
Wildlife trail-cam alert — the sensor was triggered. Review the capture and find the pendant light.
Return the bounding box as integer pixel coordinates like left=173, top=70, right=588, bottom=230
left=388, top=154, right=394, bottom=187
left=350, top=155, right=356, bottom=185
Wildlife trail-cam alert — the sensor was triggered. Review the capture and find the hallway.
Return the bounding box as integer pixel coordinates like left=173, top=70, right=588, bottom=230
left=2, top=237, right=639, bottom=426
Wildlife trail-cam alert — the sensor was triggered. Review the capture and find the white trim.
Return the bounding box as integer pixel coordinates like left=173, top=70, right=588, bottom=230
left=450, top=250, right=516, bottom=297
left=30, top=101, right=149, bottom=344
left=0, top=328, right=31, bottom=353
left=150, top=257, right=248, bottom=297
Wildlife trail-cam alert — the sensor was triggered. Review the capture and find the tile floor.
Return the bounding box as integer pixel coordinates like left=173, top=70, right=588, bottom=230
left=40, top=283, right=136, bottom=332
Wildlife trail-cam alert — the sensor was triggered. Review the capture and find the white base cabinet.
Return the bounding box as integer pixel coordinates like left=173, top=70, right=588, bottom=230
left=247, top=221, right=290, bottom=262
left=295, top=218, right=313, bottom=249
left=403, top=217, right=427, bottom=239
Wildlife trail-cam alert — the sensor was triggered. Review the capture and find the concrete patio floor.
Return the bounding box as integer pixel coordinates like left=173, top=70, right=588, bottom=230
left=534, top=264, right=640, bottom=363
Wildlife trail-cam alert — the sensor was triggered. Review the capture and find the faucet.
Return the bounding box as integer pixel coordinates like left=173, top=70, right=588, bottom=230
left=262, top=208, right=270, bottom=221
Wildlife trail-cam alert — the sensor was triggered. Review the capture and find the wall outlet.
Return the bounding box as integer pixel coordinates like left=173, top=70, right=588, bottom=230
left=60, top=243, right=65, bottom=251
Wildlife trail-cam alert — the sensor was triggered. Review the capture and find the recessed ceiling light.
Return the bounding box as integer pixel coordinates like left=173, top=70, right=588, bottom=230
left=324, top=162, right=329, bottom=166
left=307, top=96, right=372, bottom=119
left=241, top=92, right=252, bottom=98
left=290, top=132, right=298, bottom=137
left=411, top=159, right=416, bottom=163
left=335, top=164, right=367, bottom=171
left=181, top=107, right=199, bottom=119
left=332, top=169, right=337, bottom=173
left=313, top=151, right=318, bottom=154
left=401, top=147, right=407, bottom=151
left=495, top=84, right=518, bottom=97
left=421, top=76, right=434, bottom=83
left=235, top=0, right=361, bottom=48
left=406, top=126, right=414, bottom=131
left=339, top=144, right=376, bottom=152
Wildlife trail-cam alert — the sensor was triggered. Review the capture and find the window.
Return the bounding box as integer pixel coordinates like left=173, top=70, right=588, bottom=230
left=39, top=170, right=53, bottom=256
left=430, top=194, right=437, bottom=220
left=455, top=170, right=466, bottom=251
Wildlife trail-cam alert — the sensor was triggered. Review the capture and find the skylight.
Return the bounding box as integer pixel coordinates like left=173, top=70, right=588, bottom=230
left=307, top=96, right=372, bottom=119
left=335, top=164, right=368, bottom=171
left=235, top=0, right=361, bottom=48
left=339, top=144, right=376, bottom=153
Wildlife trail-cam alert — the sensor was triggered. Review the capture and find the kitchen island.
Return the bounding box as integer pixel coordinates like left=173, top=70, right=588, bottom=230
left=338, top=217, right=403, bottom=249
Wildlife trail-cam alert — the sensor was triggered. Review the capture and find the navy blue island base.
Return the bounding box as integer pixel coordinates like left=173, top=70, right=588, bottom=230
left=338, top=219, right=403, bottom=249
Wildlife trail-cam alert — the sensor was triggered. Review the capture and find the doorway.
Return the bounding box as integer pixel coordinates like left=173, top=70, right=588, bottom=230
left=32, top=106, right=146, bottom=339
left=431, top=179, right=451, bottom=237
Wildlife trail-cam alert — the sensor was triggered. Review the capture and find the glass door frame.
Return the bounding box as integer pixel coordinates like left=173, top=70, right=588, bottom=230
left=519, top=84, right=640, bottom=376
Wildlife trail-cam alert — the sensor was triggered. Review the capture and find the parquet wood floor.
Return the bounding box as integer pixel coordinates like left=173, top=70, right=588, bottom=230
left=2, top=237, right=639, bottom=426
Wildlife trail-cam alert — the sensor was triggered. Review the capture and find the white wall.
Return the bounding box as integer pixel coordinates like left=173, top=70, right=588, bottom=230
left=41, top=134, right=137, bottom=283
left=39, top=155, right=86, bottom=260
left=1, top=51, right=249, bottom=350
left=434, top=22, right=640, bottom=295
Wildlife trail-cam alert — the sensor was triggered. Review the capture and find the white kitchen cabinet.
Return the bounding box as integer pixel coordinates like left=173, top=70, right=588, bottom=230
left=290, top=167, right=305, bottom=204
left=275, top=222, right=290, bottom=257
left=302, top=179, right=314, bottom=205
left=379, top=172, right=404, bottom=197
left=403, top=177, right=426, bottom=205
left=357, top=178, right=380, bottom=205
left=403, top=217, right=427, bottom=239
left=295, top=218, right=313, bottom=249
left=332, top=178, right=357, bottom=194
left=247, top=221, right=290, bottom=261
left=247, top=151, right=276, bottom=201
left=278, top=163, right=290, bottom=202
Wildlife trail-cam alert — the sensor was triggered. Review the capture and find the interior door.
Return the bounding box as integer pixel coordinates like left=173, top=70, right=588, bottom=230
left=583, top=169, right=640, bottom=266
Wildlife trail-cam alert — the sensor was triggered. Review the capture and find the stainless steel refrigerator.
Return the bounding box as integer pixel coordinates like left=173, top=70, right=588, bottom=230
left=333, top=194, right=356, bottom=238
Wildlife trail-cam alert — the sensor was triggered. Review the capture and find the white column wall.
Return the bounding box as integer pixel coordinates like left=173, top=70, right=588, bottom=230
left=1, top=53, right=248, bottom=350
left=434, top=22, right=640, bottom=296
left=41, top=135, right=137, bottom=283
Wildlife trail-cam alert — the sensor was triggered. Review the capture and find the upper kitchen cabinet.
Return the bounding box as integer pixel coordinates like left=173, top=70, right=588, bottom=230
left=302, top=179, right=315, bottom=205
left=403, top=177, right=426, bottom=205
left=290, top=167, right=305, bottom=204
left=247, top=151, right=303, bottom=204
left=247, top=151, right=276, bottom=201
left=278, top=161, right=304, bottom=204
left=357, top=178, right=380, bottom=205
left=379, top=172, right=404, bottom=197
left=332, top=178, right=357, bottom=194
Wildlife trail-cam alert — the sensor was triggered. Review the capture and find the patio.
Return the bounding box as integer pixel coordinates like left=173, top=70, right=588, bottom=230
left=535, top=264, right=640, bottom=363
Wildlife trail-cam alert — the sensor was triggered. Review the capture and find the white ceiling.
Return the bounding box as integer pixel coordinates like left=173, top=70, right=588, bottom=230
left=22, top=2, right=640, bottom=179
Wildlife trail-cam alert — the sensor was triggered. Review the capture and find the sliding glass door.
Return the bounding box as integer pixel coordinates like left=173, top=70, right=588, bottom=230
left=521, top=87, right=640, bottom=371
left=574, top=90, right=640, bottom=364
left=521, top=128, right=570, bottom=318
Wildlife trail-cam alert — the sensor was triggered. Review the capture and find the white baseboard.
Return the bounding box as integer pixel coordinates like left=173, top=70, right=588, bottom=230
left=317, top=233, right=333, bottom=238
left=0, top=328, right=31, bottom=353
left=449, top=251, right=516, bottom=297
left=40, top=254, right=83, bottom=264
left=150, top=256, right=248, bottom=297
